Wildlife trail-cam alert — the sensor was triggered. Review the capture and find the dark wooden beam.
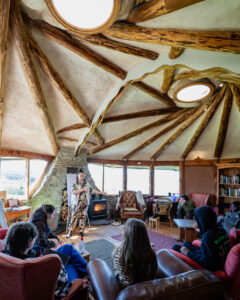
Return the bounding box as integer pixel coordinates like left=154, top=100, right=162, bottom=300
left=230, top=83, right=240, bottom=112
left=161, top=67, right=175, bottom=94
left=150, top=163, right=154, bottom=196
left=26, top=159, right=30, bottom=200
left=169, top=46, right=185, bottom=59
left=10, top=0, right=59, bottom=155
left=181, top=87, right=226, bottom=159
left=123, top=109, right=194, bottom=159
left=73, top=33, right=159, bottom=60
left=23, top=13, right=127, bottom=80
left=58, top=137, right=78, bottom=142
left=127, top=0, right=205, bottom=23
left=89, top=109, right=187, bottom=155
left=0, top=0, right=10, bottom=146
left=102, top=107, right=181, bottom=123
left=132, top=81, right=176, bottom=106
left=57, top=123, right=88, bottom=134
left=0, top=148, right=54, bottom=161
left=151, top=101, right=209, bottom=160
left=179, top=160, right=185, bottom=194
left=214, top=85, right=233, bottom=158
left=123, top=160, right=127, bottom=191
left=104, top=22, right=240, bottom=54
left=29, top=161, right=51, bottom=198
left=28, top=35, right=104, bottom=145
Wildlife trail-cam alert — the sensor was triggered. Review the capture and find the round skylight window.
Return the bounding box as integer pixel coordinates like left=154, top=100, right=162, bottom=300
left=174, top=82, right=214, bottom=103
left=46, top=0, right=121, bottom=34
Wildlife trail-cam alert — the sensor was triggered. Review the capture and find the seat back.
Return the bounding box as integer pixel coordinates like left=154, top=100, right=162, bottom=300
left=188, top=193, right=211, bottom=207
left=154, top=198, right=172, bottom=215
left=228, top=228, right=240, bottom=248
left=120, top=191, right=138, bottom=209
left=116, top=269, right=224, bottom=300
left=0, top=252, right=61, bottom=300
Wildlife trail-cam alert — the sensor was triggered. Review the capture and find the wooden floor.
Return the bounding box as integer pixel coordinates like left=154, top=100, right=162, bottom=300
left=59, top=221, right=180, bottom=248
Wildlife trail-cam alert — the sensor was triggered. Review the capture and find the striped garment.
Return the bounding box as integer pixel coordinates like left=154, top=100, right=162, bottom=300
left=112, top=247, right=156, bottom=288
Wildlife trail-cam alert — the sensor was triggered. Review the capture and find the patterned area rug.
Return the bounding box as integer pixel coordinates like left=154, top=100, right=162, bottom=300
left=111, top=230, right=182, bottom=252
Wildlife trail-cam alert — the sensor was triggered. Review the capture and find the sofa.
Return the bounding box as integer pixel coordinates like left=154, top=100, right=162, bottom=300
left=188, top=193, right=216, bottom=208
left=87, top=249, right=224, bottom=300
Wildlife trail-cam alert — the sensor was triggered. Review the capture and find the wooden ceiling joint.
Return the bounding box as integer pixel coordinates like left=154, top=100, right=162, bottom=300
left=230, top=83, right=240, bottom=112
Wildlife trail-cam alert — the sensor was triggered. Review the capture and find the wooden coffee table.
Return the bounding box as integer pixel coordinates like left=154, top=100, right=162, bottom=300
left=173, top=219, right=197, bottom=243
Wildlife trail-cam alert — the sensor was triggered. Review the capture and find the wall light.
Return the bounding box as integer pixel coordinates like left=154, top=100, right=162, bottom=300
left=46, top=0, right=121, bottom=35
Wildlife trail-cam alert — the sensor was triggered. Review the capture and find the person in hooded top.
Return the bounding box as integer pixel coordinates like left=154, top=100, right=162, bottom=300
left=173, top=206, right=230, bottom=271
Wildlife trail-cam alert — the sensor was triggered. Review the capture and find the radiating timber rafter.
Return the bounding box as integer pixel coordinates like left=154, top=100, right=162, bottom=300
left=72, top=33, right=159, bottom=60
left=102, top=107, right=181, bottom=123
left=230, top=83, right=240, bottom=112
left=23, top=13, right=127, bottom=80
left=181, top=86, right=226, bottom=159
left=57, top=123, right=88, bottom=134
left=10, top=0, right=59, bottom=155
left=169, top=46, right=185, bottom=59
left=161, top=66, right=176, bottom=94
left=123, top=108, right=195, bottom=159
left=127, top=0, right=205, bottom=23
left=214, top=85, right=233, bottom=158
left=104, top=22, right=240, bottom=54
left=89, top=109, right=188, bottom=155
left=28, top=35, right=104, bottom=145
left=151, top=100, right=211, bottom=160
left=0, top=0, right=10, bottom=147
left=132, top=81, right=176, bottom=106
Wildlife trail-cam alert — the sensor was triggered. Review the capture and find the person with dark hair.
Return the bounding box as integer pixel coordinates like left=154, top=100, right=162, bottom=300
left=66, top=169, right=106, bottom=238
left=31, top=204, right=88, bottom=284
left=217, top=201, right=240, bottom=233
left=112, top=218, right=157, bottom=287
left=177, top=194, right=195, bottom=219
left=173, top=206, right=230, bottom=271
left=1, top=222, right=71, bottom=298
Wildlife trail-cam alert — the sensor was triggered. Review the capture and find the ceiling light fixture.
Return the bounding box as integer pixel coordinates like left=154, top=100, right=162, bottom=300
left=46, top=0, right=121, bottom=35
left=173, top=82, right=214, bottom=103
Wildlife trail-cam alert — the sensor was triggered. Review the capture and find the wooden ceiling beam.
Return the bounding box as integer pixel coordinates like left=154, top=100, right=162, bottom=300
left=0, top=148, right=54, bottom=161
left=123, top=108, right=195, bottom=159
left=102, top=107, right=181, bottom=123
left=58, top=136, right=78, bottom=142
left=23, top=13, right=127, bottom=80
left=73, top=33, right=159, bottom=60
left=89, top=109, right=188, bottom=155
left=57, top=123, right=88, bottom=134
left=181, top=87, right=226, bottom=159
left=104, top=22, right=240, bottom=54
left=28, top=35, right=104, bottom=145
left=10, top=0, right=59, bottom=155
left=29, top=161, right=51, bottom=198
left=0, top=0, right=10, bottom=146
left=151, top=101, right=210, bottom=160
left=169, top=46, right=185, bottom=59
left=132, top=81, right=176, bottom=106
left=127, top=0, right=205, bottom=23
left=230, top=83, right=240, bottom=112
left=161, top=67, right=175, bottom=94
left=214, top=85, right=233, bottom=158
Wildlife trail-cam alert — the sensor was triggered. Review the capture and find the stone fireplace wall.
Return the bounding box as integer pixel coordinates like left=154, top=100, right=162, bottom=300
left=28, top=148, right=98, bottom=212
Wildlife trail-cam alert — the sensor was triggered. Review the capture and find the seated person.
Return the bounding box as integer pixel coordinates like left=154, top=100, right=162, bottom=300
left=31, top=204, right=88, bottom=282
left=112, top=218, right=157, bottom=288
left=177, top=194, right=195, bottom=219
left=2, top=222, right=71, bottom=298
left=217, top=201, right=240, bottom=234
left=173, top=206, right=230, bottom=271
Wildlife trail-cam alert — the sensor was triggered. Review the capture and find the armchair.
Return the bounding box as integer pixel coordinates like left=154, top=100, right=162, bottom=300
left=188, top=193, right=216, bottom=208
left=87, top=250, right=224, bottom=300
left=117, top=191, right=144, bottom=222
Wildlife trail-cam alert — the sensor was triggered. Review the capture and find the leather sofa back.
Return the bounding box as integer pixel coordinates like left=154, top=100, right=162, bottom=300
left=116, top=269, right=224, bottom=300
left=188, top=193, right=214, bottom=207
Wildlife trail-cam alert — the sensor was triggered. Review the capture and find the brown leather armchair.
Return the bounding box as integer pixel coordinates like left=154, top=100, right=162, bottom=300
left=87, top=249, right=224, bottom=300
left=117, top=191, right=144, bottom=222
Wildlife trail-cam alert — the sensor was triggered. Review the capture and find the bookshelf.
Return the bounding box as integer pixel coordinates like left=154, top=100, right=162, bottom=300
left=217, top=163, right=240, bottom=214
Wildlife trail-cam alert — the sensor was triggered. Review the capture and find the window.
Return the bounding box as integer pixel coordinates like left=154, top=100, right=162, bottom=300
left=88, top=163, right=103, bottom=190
left=29, top=160, right=48, bottom=191
left=127, top=166, right=149, bottom=194
left=0, top=158, right=27, bottom=199
left=154, top=166, right=179, bottom=196
left=104, top=164, right=123, bottom=194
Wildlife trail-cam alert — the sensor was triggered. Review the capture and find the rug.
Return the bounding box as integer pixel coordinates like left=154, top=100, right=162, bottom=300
left=85, top=239, right=114, bottom=269
left=111, top=230, right=182, bottom=252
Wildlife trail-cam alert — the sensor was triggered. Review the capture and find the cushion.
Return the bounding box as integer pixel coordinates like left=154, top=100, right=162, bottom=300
left=124, top=207, right=138, bottom=212
left=8, top=199, right=19, bottom=207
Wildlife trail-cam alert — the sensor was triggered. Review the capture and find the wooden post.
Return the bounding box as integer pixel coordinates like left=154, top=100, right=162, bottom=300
left=102, top=164, right=105, bottom=192
left=26, top=159, right=30, bottom=200
left=179, top=160, right=185, bottom=195
left=150, top=163, right=154, bottom=196
left=123, top=160, right=127, bottom=191
left=0, top=0, right=10, bottom=146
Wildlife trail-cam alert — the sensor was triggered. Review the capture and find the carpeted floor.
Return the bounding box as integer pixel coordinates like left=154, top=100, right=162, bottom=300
left=111, top=230, right=182, bottom=252
left=85, top=239, right=114, bottom=269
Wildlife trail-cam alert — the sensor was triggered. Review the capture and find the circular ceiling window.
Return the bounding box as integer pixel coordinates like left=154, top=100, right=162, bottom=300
left=174, top=82, right=214, bottom=103
left=46, top=0, right=121, bottom=35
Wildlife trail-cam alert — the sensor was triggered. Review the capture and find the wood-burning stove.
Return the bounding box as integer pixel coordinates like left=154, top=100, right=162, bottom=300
left=88, top=198, right=107, bottom=219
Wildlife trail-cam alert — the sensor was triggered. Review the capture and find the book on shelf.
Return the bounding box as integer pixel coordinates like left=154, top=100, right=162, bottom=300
left=219, top=186, right=240, bottom=197
left=219, top=174, right=240, bottom=184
